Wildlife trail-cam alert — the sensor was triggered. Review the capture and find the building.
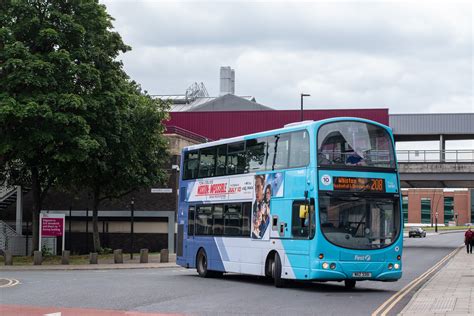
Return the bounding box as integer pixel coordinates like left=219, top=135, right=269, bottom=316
left=1, top=67, right=472, bottom=255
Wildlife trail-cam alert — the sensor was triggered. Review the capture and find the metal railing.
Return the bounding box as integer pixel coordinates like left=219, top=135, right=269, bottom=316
left=396, top=150, right=474, bottom=163
left=165, top=125, right=211, bottom=143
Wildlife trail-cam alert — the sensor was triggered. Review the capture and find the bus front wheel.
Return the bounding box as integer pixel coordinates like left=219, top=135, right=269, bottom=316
left=272, top=253, right=286, bottom=288
left=344, top=279, right=356, bottom=289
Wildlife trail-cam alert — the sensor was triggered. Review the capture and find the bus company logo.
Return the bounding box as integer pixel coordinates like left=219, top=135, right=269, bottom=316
left=321, top=175, right=332, bottom=186
left=354, top=255, right=371, bottom=261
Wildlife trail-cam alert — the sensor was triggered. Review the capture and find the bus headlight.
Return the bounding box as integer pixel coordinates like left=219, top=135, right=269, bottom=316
left=329, top=263, right=336, bottom=270
left=394, top=263, right=400, bottom=270
left=322, top=262, right=329, bottom=269
left=388, top=263, right=393, bottom=270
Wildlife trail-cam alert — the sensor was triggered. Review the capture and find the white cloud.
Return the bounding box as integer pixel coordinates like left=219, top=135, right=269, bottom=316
left=101, top=0, right=473, bottom=113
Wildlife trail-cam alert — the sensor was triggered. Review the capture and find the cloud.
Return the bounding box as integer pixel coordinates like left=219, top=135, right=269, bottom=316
left=101, top=0, right=473, bottom=113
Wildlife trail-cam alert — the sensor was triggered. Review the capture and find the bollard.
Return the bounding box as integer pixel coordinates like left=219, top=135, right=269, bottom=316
left=89, top=252, right=98, bottom=264
left=4, top=251, right=13, bottom=266
left=160, top=249, right=169, bottom=263
left=114, top=249, right=123, bottom=264
left=140, top=249, right=148, bottom=263
left=33, top=251, right=42, bottom=265
left=61, top=250, right=70, bottom=265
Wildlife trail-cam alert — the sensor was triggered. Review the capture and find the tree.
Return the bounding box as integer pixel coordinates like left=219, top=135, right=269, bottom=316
left=67, top=81, right=170, bottom=252
left=0, top=1, right=159, bottom=252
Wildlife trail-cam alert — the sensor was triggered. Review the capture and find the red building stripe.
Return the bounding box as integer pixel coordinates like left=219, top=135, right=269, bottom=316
left=166, top=109, right=389, bottom=140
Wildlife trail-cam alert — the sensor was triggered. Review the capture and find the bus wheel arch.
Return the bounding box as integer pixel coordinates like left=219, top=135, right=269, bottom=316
left=265, top=250, right=281, bottom=278
left=266, top=250, right=286, bottom=287
left=196, top=247, right=222, bottom=278
left=196, top=247, right=209, bottom=278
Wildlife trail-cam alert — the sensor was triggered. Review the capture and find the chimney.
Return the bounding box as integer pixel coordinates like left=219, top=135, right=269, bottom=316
left=220, top=66, right=235, bottom=96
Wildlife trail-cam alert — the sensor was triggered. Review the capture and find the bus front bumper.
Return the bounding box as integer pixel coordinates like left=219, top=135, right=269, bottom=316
left=309, top=268, right=402, bottom=281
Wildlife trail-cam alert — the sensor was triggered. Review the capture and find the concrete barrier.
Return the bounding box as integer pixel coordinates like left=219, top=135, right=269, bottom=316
left=61, top=250, right=70, bottom=265
left=160, top=249, right=169, bottom=263
left=4, top=251, right=12, bottom=266
left=140, top=249, right=148, bottom=263
left=33, top=251, right=42, bottom=265
left=114, top=249, right=123, bottom=264
left=89, top=252, right=98, bottom=264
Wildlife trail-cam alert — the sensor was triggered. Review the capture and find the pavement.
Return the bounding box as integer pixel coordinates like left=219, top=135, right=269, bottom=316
left=399, top=247, right=474, bottom=315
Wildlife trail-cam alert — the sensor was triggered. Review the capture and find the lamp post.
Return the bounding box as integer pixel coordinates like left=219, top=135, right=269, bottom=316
left=130, top=197, right=135, bottom=260
left=300, top=93, right=310, bottom=121
left=435, top=212, right=438, bottom=233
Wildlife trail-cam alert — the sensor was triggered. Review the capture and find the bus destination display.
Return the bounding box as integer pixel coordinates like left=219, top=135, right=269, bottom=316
left=333, top=177, right=385, bottom=192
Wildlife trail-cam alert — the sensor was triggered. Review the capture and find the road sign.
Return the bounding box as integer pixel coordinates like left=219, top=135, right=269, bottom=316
left=39, top=213, right=66, bottom=254
left=151, top=188, right=173, bottom=193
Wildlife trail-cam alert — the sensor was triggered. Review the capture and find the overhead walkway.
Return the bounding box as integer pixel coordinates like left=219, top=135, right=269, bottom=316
left=397, top=150, right=474, bottom=188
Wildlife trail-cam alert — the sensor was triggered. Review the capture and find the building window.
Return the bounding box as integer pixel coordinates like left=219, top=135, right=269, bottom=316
left=421, top=198, right=431, bottom=224
left=402, top=196, right=408, bottom=224
left=444, top=197, right=454, bottom=225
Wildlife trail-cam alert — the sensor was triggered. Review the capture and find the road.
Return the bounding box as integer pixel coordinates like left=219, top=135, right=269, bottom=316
left=0, top=232, right=464, bottom=316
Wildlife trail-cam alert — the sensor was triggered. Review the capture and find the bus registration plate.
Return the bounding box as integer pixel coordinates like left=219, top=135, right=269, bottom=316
left=352, top=272, right=371, bottom=278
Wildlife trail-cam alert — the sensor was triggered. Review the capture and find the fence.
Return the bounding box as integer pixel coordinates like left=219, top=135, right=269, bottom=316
left=396, top=150, right=474, bottom=163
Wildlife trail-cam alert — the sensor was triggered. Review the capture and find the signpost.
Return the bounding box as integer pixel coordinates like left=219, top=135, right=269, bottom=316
left=151, top=188, right=173, bottom=193
left=39, top=213, right=66, bottom=254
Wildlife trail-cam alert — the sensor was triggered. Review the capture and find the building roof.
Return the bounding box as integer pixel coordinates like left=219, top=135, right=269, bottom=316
left=390, top=113, right=474, bottom=141
left=155, top=94, right=270, bottom=112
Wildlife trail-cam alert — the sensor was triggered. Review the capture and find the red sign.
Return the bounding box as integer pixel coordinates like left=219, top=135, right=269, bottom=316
left=41, top=217, right=64, bottom=237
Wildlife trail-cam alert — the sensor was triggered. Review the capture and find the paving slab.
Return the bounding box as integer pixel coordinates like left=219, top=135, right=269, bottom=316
left=399, top=248, right=474, bottom=315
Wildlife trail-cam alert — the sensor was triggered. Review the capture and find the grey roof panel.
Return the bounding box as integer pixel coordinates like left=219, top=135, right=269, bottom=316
left=389, top=113, right=474, bottom=135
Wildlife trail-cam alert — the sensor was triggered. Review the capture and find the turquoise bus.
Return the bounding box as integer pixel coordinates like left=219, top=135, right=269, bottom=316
left=176, top=117, right=402, bottom=289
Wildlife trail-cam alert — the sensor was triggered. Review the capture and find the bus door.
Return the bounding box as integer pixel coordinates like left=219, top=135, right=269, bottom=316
left=185, top=205, right=195, bottom=262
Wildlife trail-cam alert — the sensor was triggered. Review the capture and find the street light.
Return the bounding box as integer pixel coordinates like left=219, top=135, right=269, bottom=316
left=130, top=197, right=135, bottom=260
left=300, top=93, right=310, bottom=121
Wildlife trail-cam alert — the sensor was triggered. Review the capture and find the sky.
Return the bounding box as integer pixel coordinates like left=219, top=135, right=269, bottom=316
left=101, top=0, right=473, bottom=115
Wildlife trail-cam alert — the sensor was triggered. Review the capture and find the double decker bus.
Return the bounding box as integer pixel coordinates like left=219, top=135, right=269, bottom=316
left=176, top=117, right=402, bottom=289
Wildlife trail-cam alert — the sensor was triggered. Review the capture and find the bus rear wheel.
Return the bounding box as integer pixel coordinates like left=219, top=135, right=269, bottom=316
left=196, top=249, right=222, bottom=278
left=344, top=279, right=356, bottom=289
left=272, top=253, right=286, bottom=288
left=196, top=249, right=210, bottom=278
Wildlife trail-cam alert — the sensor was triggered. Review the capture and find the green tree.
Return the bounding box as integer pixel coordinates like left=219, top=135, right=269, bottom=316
left=0, top=1, right=169, bottom=252
left=67, top=82, right=170, bottom=252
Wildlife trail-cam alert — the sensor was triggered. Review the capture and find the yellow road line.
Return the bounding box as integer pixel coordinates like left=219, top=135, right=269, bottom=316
left=372, top=247, right=460, bottom=316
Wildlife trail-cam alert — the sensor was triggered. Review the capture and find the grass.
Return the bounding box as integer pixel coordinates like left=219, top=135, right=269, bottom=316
left=0, top=254, right=115, bottom=266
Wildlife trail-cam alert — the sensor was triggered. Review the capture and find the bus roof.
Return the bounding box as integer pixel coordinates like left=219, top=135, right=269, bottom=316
left=183, top=117, right=388, bottom=152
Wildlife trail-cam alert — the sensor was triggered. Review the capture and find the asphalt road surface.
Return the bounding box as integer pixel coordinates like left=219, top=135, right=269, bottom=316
left=0, top=232, right=464, bottom=316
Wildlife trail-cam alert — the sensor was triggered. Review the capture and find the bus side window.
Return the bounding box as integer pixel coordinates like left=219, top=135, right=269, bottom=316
left=289, top=130, right=310, bottom=168
left=291, top=199, right=315, bottom=238
left=242, top=202, right=252, bottom=236
left=198, top=146, right=216, bottom=178
left=196, top=205, right=213, bottom=235
left=216, top=145, right=227, bottom=176
left=266, top=134, right=290, bottom=171
left=246, top=138, right=266, bottom=173
left=227, top=142, right=246, bottom=175
left=183, top=150, right=199, bottom=180
left=188, top=206, right=195, bottom=236
left=224, top=204, right=242, bottom=236
left=212, top=204, right=224, bottom=235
